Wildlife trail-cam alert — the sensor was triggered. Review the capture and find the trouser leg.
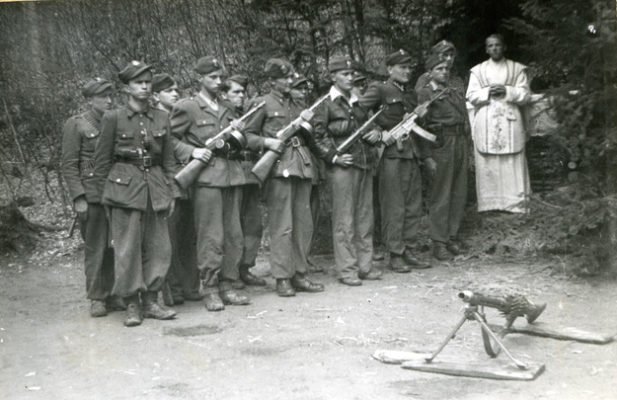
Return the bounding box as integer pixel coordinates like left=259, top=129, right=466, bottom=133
left=110, top=206, right=145, bottom=298
left=448, top=137, right=469, bottom=239
left=429, top=142, right=455, bottom=243
left=193, top=186, right=224, bottom=295
left=166, top=203, right=184, bottom=296
left=355, top=169, right=374, bottom=275
left=265, top=178, right=295, bottom=279
left=402, top=159, right=423, bottom=247
left=331, top=167, right=359, bottom=279
left=83, top=203, right=114, bottom=300
left=379, top=158, right=407, bottom=255
left=291, top=179, right=313, bottom=275
left=240, top=184, right=263, bottom=267
left=141, top=197, right=171, bottom=293
left=219, top=186, right=244, bottom=287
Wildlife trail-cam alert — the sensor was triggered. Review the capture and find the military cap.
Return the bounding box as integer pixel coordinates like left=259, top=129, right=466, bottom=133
left=431, top=40, right=456, bottom=56
left=425, top=53, right=448, bottom=71
left=82, top=78, right=112, bottom=97
left=194, top=56, right=224, bottom=75
left=264, top=58, right=294, bottom=79
left=328, top=55, right=355, bottom=73
left=353, top=72, right=367, bottom=84
left=229, top=74, right=249, bottom=88
left=151, top=73, right=176, bottom=93
left=118, top=60, right=152, bottom=84
left=385, top=49, right=412, bottom=66
left=290, top=73, right=308, bottom=88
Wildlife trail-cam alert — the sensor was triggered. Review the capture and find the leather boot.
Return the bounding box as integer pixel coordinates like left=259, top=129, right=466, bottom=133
left=291, top=274, right=324, bottom=293
left=182, top=290, right=204, bottom=301
left=203, top=292, right=225, bottom=311
left=106, top=296, right=127, bottom=311
left=359, top=269, right=383, bottom=280
left=142, top=291, right=176, bottom=320
left=239, top=264, right=267, bottom=286
left=219, top=289, right=250, bottom=305
left=276, top=279, right=296, bottom=297
left=231, top=279, right=246, bottom=290
left=90, top=300, right=108, bottom=318
left=389, top=254, right=411, bottom=273
left=432, top=241, right=453, bottom=261
left=403, top=248, right=431, bottom=269
left=124, top=295, right=142, bottom=327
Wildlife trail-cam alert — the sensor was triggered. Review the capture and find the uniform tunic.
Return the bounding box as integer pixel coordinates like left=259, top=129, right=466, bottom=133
left=93, top=104, right=179, bottom=298
left=61, top=109, right=114, bottom=301
left=417, top=80, right=469, bottom=243
left=243, top=90, right=317, bottom=279
left=467, top=58, right=531, bottom=213
left=313, top=85, right=375, bottom=279
left=170, top=94, right=245, bottom=293
left=359, top=80, right=424, bottom=255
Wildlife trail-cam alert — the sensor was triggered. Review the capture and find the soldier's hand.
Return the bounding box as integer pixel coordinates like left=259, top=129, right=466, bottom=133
left=264, top=138, right=284, bottom=153
left=362, top=129, right=382, bottom=144
left=414, top=102, right=429, bottom=118
left=424, top=157, right=437, bottom=177
left=74, top=197, right=88, bottom=218
left=229, top=119, right=245, bottom=131
left=381, top=130, right=397, bottom=146
left=168, top=199, right=176, bottom=218
left=192, top=148, right=213, bottom=163
left=300, top=109, right=314, bottom=121
left=334, top=153, right=354, bottom=167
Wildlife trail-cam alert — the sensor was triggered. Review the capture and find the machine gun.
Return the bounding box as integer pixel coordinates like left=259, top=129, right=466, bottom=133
left=425, top=290, right=547, bottom=370
left=386, top=88, right=448, bottom=150
left=335, top=108, right=384, bottom=155
left=174, top=101, right=265, bottom=189
left=251, top=93, right=329, bottom=184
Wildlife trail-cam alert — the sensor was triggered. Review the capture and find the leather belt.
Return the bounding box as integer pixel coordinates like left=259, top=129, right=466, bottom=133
left=114, top=156, right=161, bottom=168
left=431, top=123, right=466, bottom=136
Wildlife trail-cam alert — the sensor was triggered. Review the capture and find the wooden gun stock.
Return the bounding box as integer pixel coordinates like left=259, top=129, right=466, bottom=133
left=174, top=102, right=265, bottom=189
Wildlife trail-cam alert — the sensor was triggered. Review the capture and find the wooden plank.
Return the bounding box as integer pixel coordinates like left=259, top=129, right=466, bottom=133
left=401, top=359, right=545, bottom=381
left=508, top=322, right=616, bottom=344
left=372, top=349, right=431, bottom=365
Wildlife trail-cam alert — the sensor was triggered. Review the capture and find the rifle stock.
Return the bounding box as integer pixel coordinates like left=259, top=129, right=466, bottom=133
left=251, top=93, right=329, bottom=184
left=174, top=101, right=265, bottom=189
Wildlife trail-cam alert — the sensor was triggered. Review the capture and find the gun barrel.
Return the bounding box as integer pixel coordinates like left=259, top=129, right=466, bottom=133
left=336, top=108, right=384, bottom=154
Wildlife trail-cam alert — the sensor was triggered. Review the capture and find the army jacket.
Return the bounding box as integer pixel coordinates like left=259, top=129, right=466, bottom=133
left=313, top=85, right=374, bottom=170
left=170, top=94, right=246, bottom=187
left=92, top=103, right=179, bottom=212
left=244, top=90, right=319, bottom=180
left=359, top=79, right=421, bottom=160
left=417, top=80, right=470, bottom=155
left=62, top=109, right=105, bottom=203
left=221, top=99, right=260, bottom=185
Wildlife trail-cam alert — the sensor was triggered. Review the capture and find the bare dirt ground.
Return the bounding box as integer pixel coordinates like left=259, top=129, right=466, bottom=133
left=1, top=247, right=616, bottom=400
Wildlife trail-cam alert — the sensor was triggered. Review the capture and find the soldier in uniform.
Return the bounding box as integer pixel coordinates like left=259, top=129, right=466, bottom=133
left=93, top=61, right=178, bottom=326
left=170, top=56, right=250, bottom=311
left=416, top=54, right=470, bottom=261
left=359, top=49, right=432, bottom=272
left=62, top=78, right=120, bottom=317
left=313, top=56, right=383, bottom=286
left=152, top=73, right=202, bottom=305
left=414, top=40, right=465, bottom=95
left=220, top=74, right=267, bottom=289
left=243, top=58, right=325, bottom=297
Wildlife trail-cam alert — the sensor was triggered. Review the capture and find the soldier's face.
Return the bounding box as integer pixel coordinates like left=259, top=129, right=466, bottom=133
left=272, top=74, right=294, bottom=94
left=157, top=84, right=179, bottom=109
left=127, top=72, right=152, bottom=101
left=388, top=64, right=411, bottom=84
left=430, top=63, right=450, bottom=85
left=225, top=81, right=246, bottom=109
left=201, top=69, right=224, bottom=95
left=290, top=84, right=309, bottom=102
left=442, top=49, right=455, bottom=67
left=486, top=38, right=505, bottom=61
left=90, top=90, right=113, bottom=114
left=332, top=69, right=355, bottom=93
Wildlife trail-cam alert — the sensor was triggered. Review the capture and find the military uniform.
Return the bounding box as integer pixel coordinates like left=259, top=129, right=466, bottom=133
left=359, top=78, right=425, bottom=260
left=170, top=93, right=246, bottom=295
left=314, top=80, right=377, bottom=281
left=62, top=104, right=114, bottom=305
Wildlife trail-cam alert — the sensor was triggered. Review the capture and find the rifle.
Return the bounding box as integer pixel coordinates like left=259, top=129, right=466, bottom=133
left=174, top=101, right=265, bottom=189
left=335, top=108, right=384, bottom=155
left=251, top=93, right=329, bottom=184
left=387, top=88, right=449, bottom=150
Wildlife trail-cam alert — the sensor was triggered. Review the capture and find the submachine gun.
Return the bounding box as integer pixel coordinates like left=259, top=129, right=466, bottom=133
left=425, top=290, right=547, bottom=370
left=251, top=94, right=329, bottom=184
left=334, top=108, right=384, bottom=155
left=174, top=101, right=265, bottom=190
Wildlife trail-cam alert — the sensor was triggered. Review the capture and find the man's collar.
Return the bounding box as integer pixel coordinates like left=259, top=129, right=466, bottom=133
left=126, top=102, right=153, bottom=119
left=88, top=108, right=103, bottom=123
left=329, top=85, right=358, bottom=105
left=198, top=92, right=219, bottom=111
left=429, top=80, right=446, bottom=91
left=387, top=79, right=405, bottom=92
left=269, top=89, right=288, bottom=103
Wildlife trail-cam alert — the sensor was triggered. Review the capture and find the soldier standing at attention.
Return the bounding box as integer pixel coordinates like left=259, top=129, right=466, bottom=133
left=220, top=74, right=267, bottom=289
left=414, top=40, right=465, bottom=95
left=93, top=61, right=178, bottom=327
left=243, top=58, right=325, bottom=297
left=416, top=55, right=470, bottom=261
left=62, top=78, right=121, bottom=318
left=359, top=50, right=432, bottom=273
left=170, top=56, right=250, bottom=311
left=313, top=56, right=383, bottom=286
left=151, top=73, right=203, bottom=305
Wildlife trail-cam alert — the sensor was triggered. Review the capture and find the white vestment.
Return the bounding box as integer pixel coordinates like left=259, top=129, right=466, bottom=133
left=467, top=58, right=531, bottom=213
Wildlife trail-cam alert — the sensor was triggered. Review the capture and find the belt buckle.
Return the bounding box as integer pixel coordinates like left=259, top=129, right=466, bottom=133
left=142, top=155, right=152, bottom=168
left=290, top=136, right=301, bottom=148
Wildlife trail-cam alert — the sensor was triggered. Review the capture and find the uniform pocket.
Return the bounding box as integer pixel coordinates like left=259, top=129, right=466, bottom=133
left=102, top=165, right=147, bottom=210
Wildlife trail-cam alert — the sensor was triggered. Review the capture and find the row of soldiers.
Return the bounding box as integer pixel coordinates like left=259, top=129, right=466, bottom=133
left=62, top=40, right=470, bottom=327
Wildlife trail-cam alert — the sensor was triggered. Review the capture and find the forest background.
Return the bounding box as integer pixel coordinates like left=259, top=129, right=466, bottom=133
left=0, top=0, right=616, bottom=275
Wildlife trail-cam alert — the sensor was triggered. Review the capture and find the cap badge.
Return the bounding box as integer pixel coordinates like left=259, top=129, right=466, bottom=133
left=95, top=77, right=102, bottom=81
left=346, top=60, right=352, bottom=67
left=131, top=60, right=140, bottom=66
left=212, top=58, right=219, bottom=66
left=399, top=49, right=405, bottom=55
